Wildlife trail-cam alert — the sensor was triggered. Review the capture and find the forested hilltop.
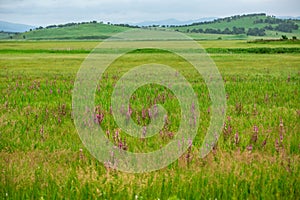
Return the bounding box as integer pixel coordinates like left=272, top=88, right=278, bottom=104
left=168, top=13, right=299, bottom=37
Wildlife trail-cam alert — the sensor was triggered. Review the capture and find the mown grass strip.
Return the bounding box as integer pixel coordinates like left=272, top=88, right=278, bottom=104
left=0, top=49, right=91, bottom=54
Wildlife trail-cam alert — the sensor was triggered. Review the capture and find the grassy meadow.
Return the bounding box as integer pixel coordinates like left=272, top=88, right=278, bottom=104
left=0, top=39, right=300, bottom=199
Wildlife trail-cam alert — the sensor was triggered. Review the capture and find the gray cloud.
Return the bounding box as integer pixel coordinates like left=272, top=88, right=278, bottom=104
left=0, top=0, right=299, bottom=26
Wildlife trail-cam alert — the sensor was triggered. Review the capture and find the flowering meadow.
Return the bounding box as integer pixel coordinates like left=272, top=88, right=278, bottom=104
left=0, top=40, right=299, bottom=199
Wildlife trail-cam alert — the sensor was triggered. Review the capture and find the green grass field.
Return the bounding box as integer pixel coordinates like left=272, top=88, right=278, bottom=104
left=0, top=39, right=300, bottom=199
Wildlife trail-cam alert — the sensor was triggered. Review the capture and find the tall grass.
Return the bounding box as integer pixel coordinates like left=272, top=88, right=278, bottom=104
left=0, top=41, right=299, bottom=199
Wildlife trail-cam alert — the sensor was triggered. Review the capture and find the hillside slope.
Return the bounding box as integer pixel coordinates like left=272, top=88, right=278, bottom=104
left=13, top=23, right=131, bottom=40
left=169, top=13, right=300, bottom=38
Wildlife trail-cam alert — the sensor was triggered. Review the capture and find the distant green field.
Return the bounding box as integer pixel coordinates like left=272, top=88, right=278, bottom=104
left=200, top=39, right=300, bottom=48
left=1, top=40, right=300, bottom=54
left=0, top=40, right=98, bottom=50
left=0, top=40, right=299, bottom=199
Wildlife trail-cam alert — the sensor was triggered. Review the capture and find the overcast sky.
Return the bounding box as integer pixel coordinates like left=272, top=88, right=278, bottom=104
left=0, top=0, right=299, bottom=26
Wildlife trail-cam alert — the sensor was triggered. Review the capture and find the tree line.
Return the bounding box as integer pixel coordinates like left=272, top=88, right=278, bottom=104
left=184, top=26, right=266, bottom=36
left=171, top=13, right=267, bottom=28
left=254, top=17, right=299, bottom=33
left=179, top=19, right=299, bottom=36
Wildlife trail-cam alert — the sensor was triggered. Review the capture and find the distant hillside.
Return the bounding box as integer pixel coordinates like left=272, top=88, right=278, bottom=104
left=278, top=16, right=300, bottom=20
left=168, top=13, right=300, bottom=38
left=12, top=22, right=132, bottom=40
left=134, top=17, right=217, bottom=26
left=4, top=14, right=300, bottom=41
left=0, top=21, right=35, bottom=32
left=0, top=32, right=13, bottom=39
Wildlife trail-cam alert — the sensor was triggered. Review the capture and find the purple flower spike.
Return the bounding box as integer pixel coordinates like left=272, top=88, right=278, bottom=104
left=96, top=113, right=104, bottom=124
left=275, top=139, right=280, bottom=152
left=142, top=109, right=146, bottom=119
left=235, top=132, right=239, bottom=145
left=262, top=139, right=267, bottom=147
left=142, top=126, right=147, bottom=138
left=247, top=144, right=253, bottom=152
left=177, top=140, right=181, bottom=150
left=148, top=108, right=152, bottom=119
left=253, top=125, right=258, bottom=133
left=153, top=104, right=158, bottom=118
left=280, top=134, right=283, bottom=143
left=188, top=138, right=193, bottom=147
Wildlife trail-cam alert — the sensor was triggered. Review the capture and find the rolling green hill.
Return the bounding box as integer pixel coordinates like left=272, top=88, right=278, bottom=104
left=12, top=23, right=131, bottom=40
left=169, top=13, right=300, bottom=39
